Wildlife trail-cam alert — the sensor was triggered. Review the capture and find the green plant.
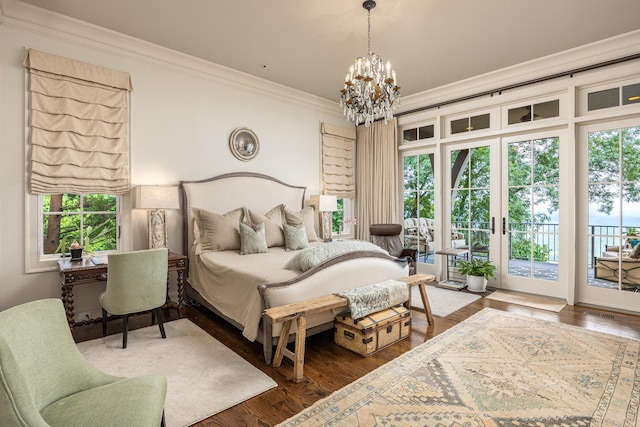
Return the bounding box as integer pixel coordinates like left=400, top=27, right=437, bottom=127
left=456, top=258, right=497, bottom=280
left=54, top=221, right=111, bottom=256
left=625, top=227, right=638, bottom=237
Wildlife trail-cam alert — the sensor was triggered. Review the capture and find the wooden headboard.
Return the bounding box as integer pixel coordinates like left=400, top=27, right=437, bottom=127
left=179, top=172, right=307, bottom=255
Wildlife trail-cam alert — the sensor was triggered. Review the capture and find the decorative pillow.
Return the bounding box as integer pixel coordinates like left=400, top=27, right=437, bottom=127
left=283, top=205, right=320, bottom=242
left=193, top=207, right=244, bottom=252
left=244, top=205, right=285, bottom=247
left=629, top=242, right=640, bottom=259
left=239, top=221, right=268, bottom=255
left=283, top=223, right=309, bottom=251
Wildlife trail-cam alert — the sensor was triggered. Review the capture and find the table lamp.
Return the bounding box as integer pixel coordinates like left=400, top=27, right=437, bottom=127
left=309, top=195, right=337, bottom=241
left=133, top=185, right=180, bottom=248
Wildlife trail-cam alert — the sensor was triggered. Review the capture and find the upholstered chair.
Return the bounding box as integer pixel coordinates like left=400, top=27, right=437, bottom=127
left=100, top=248, right=169, bottom=348
left=0, top=299, right=167, bottom=427
left=370, top=224, right=417, bottom=274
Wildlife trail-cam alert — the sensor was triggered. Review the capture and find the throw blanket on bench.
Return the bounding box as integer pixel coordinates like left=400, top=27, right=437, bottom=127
left=336, top=279, right=409, bottom=319
left=284, top=240, right=388, bottom=272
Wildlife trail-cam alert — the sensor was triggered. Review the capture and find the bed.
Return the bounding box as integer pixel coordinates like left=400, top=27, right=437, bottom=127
left=179, top=172, right=409, bottom=363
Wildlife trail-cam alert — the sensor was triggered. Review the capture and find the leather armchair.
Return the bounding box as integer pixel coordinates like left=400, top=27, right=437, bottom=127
left=370, top=224, right=417, bottom=274
left=0, top=299, right=167, bottom=426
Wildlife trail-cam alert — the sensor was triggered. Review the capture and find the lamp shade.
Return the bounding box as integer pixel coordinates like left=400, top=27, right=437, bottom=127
left=133, top=186, right=180, bottom=210
left=310, top=195, right=338, bottom=212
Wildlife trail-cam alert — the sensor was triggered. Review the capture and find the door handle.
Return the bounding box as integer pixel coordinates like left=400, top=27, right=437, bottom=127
left=491, top=217, right=495, bottom=234
left=502, top=217, right=506, bottom=235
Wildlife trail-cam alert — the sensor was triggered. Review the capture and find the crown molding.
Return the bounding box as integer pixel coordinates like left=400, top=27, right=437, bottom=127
left=399, top=29, right=640, bottom=115
left=0, top=0, right=342, bottom=116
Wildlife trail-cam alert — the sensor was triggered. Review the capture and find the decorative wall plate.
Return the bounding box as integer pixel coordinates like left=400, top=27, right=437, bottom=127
left=229, top=128, right=259, bottom=161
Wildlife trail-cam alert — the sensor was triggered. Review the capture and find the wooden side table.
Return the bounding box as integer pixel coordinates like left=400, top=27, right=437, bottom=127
left=57, top=252, right=187, bottom=334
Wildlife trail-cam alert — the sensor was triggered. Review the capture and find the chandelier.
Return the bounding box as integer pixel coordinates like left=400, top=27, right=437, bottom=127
left=339, top=0, right=400, bottom=127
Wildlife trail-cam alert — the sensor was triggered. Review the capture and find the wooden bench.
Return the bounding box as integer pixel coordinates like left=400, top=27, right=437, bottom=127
left=263, top=273, right=436, bottom=382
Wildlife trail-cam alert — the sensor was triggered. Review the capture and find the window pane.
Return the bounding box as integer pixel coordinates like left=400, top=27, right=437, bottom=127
left=508, top=105, right=531, bottom=124
left=84, top=194, right=117, bottom=212
left=533, top=137, right=559, bottom=185
left=418, top=154, right=434, bottom=190
left=451, top=118, right=469, bottom=134
left=508, top=141, right=532, bottom=187
left=470, top=113, right=490, bottom=131
left=533, top=99, right=560, bottom=120
left=470, top=147, right=490, bottom=188
left=588, top=129, right=620, bottom=183
left=418, top=125, right=434, bottom=139
left=403, top=128, right=417, bottom=142
left=622, top=83, right=640, bottom=105
left=84, top=213, right=117, bottom=251
left=588, top=88, right=619, bottom=111
left=404, top=156, right=418, bottom=190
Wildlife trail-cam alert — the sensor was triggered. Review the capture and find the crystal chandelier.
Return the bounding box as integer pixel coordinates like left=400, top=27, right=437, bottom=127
left=339, top=0, right=400, bottom=127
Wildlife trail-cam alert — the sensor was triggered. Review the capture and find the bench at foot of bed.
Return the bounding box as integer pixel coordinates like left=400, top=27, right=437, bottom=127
left=263, top=273, right=436, bottom=382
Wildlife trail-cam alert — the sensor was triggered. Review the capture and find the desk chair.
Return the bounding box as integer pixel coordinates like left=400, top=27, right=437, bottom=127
left=100, top=248, right=169, bottom=348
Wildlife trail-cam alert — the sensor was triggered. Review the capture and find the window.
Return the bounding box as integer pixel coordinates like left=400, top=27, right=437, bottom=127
left=450, top=113, right=491, bottom=134
left=586, top=82, right=640, bottom=112
left=402, top=124, right=435, bottom=143
left=332, top=198, right=355, bottom=236
left=507, top=99, right=560, bottom=125
left=40, top=194, right=120, bottom=259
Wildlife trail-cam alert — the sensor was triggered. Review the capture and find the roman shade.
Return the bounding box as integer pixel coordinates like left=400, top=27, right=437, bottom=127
left=23, top=48, right=133, bottom=195
left=321, top=122, right=355, bottom=198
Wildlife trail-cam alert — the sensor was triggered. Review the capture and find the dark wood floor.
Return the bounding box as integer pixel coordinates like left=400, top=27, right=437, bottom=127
left=74, top=291, right=640, bottom=427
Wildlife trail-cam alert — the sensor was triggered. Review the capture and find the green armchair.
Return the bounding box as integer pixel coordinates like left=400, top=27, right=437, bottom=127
left=0, top=298, right=167, bottom=426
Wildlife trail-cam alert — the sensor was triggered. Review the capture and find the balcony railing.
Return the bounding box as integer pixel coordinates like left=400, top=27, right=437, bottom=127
left=451, top=222, right=639, bottom=268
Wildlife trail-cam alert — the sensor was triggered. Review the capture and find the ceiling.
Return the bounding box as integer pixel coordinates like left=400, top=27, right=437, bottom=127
left=13, top=0, right=640, bottom=102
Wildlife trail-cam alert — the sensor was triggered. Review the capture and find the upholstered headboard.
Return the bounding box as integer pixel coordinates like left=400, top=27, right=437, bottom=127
left=179, top=172, right=307, bottom=255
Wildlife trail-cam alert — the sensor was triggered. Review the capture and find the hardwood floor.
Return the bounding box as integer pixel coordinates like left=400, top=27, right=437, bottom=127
left=74, top=293, right=640, bottom=427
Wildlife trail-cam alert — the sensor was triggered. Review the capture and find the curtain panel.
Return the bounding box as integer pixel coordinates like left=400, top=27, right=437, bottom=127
left=355, top=118, right=399, bottom=241
left=23, top=49, right=133, bottom=195
left=321, top=123, right=356, bottom=198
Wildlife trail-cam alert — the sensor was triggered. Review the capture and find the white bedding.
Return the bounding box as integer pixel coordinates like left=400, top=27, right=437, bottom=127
left=189, top=242, right=324, bottom=341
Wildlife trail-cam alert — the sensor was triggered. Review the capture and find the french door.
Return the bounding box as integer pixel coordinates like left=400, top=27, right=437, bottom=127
left=500, top=133, right=563, bottom=297
left=445, top=133, right=565, bottom=297
left=577, top=119, right=640, bottom=311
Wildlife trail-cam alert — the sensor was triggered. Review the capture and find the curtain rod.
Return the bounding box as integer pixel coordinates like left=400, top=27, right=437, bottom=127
left=396, top=53, right=640, bottom=117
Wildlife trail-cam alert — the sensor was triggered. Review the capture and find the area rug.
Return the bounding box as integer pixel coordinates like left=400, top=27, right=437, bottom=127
left=410, top=285, right=480, bottom=317
left=77, top=319, right=277, bottom=427
left=486, top=289, right=567, bottom=312
left=277, top=308, right=640, bottom=426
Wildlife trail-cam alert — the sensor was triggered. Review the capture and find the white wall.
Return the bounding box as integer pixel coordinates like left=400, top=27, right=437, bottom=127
left=0, top=5, right=348, bottom=312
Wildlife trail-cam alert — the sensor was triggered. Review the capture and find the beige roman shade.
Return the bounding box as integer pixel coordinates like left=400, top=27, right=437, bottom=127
left=321, top=123, right=356, bottom=198
left=23, top=49, right=133, bottom=195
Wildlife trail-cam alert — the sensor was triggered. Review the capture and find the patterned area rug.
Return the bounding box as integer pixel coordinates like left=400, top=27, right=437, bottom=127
left=277, top=308, right=640, bottom=426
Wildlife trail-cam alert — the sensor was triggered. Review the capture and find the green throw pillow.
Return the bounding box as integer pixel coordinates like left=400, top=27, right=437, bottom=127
left=283, top=223, right=309, bottom=251
left=239, top=221, right=268, bottom=255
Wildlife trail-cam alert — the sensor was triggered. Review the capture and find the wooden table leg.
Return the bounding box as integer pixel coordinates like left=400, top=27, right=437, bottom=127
left=62, top=284, right=76, bottom=333
left=418, top=283, right=435, bottom=326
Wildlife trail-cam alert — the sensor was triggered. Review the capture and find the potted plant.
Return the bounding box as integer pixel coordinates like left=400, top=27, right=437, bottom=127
left=456, top=258, right=497, bottom=292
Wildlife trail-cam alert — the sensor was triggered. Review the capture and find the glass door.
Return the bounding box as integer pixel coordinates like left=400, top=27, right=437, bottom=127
left=447, top=141, right=499, bottom=286
left=500, top=134, right=563, bottom=297
left=578, top=120, right=640, bottom=311
left=403, top=151, right=437, bottom=266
